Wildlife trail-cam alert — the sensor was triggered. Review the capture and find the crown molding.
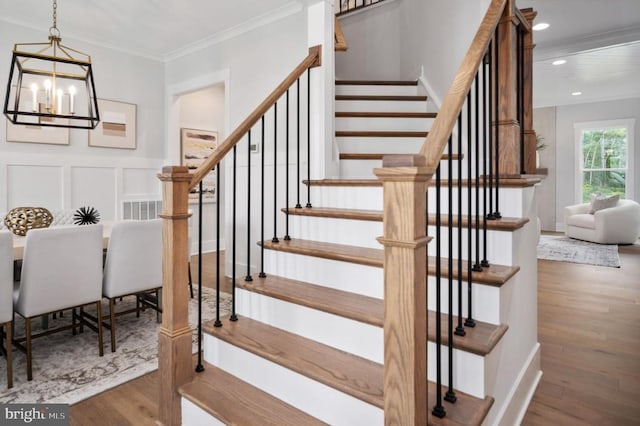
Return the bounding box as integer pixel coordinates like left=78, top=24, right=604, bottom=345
left=162, top=1, right=303, bottom=63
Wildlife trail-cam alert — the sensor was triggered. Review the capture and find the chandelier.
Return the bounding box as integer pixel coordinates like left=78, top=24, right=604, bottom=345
left=3, top=0, right=100, bottom=129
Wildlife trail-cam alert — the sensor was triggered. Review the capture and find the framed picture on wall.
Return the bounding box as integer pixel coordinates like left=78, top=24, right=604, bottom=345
left=180, top=128, right=218, bottom=203
left=89, top=99, right=137, bottom=149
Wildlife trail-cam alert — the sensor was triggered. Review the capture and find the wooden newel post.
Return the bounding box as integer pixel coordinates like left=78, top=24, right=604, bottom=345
left=522, top=8, right=537, bottom=174
left=497, top=0, right=521, bottom=176
left=157, top=166, right=193, bottom=426
left=375, top=157, right=431, bottom=426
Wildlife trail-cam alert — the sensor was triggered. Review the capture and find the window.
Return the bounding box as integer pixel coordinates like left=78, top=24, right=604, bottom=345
left=575, top=119, right=635, bottom=203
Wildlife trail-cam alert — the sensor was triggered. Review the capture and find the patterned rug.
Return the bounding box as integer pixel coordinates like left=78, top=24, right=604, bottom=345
left=537, top=235, right=621, bottom=268
left=0, top=287, right=231, bottom=404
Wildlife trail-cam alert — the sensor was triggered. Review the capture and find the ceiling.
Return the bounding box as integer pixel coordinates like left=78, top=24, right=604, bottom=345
left=518, top=0, right=640, bottom=108
left=1, top=0, right=639, bottom=108
left=0, top=0, right=298, bottom=60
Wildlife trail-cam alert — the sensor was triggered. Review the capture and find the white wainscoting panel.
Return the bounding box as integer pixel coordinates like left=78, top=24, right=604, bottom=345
left=7, top=165, right=64, bottom=210
left=122, top=168, right=162, bottom=197
left=71, top=167, right=117, bottom=221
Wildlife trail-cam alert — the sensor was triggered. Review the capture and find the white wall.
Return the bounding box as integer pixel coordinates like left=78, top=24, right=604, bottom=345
left=164, top=6, right=312, bottom=275
left=534, top=97, right=640, bottom=230
left=336, top=0, right=492, bottom=103
left=179, top=85, right=226, bottom=254
left=532, top=107, right=556, bottom=231
left=0, top=21, right=165, bottom=219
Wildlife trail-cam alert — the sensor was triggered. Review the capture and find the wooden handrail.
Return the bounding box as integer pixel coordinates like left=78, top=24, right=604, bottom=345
left=417, top=0, right=506, bottom=172
left=335, top=17, right=348, bottom=51
left=189, top=45, right=322, bottom=190
left=515, top=7, right=532, bottom=33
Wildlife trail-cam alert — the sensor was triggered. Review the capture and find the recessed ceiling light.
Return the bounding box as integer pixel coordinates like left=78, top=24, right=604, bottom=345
left=533, top=23, right=550, bottom=31
left=572, top=91, right=582, bottom=96
left=552, top=59, right=566, bottom=66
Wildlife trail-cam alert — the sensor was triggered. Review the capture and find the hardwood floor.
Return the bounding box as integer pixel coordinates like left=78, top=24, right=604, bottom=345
left=522, top=242, right=640, bottom=426
left=69, top=245, right=640, bottom=425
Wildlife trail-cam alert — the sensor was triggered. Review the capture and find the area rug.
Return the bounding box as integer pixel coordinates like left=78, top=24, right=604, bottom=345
left=0, top=287, right=231, bottom=404
left=537, top=235, right=620, bottom=268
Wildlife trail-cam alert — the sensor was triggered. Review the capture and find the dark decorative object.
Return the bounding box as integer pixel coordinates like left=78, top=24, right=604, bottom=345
left=4, top=207, right=53, bottom=236
left=74, top=206, right=101, bottom=225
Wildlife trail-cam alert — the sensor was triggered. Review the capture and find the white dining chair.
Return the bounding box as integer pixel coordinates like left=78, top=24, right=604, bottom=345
left=102, top=219, right=162, bottom=352
left=0, top=231, right=13, bottom=388
left=13, top=225, right=104, bottom=381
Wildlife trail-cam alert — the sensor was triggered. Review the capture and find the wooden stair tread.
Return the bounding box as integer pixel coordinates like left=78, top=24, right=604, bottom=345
left=335, top=80, right=418, bottom=86
left=204, top=316, right=384, bottom=408
left=305, top=176, right=540, bottom=188
left=336, top=95, right=428, bottom=101
left=203, top=317, right=494, bottom=424
left=428, top=382, right=494, bottom=426
left=179, top=363, right=326, bottom=426
left=237, top=274, right=507, bottom=356
left=237, top=274, right=383, bottom=327
left=336, top=130, right=428, bottom=137
left=260, top=239, right=519, bottom=286
left=283, top=206, right=528, bottom=231
left=336, top=111, right=437, bottom=118
left=260, top=238, right=383, bottom=267
left=340, top=153, right=460, bottom=160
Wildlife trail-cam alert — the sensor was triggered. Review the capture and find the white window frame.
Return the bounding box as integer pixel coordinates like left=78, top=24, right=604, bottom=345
left=574, top=119, right=635, bottom=203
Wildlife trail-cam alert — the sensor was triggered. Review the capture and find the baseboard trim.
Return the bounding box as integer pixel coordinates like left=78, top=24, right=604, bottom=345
left=494, top=342, right=541, bottom=426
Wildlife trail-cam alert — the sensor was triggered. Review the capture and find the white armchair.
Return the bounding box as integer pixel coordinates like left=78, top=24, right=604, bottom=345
left=564, top=199, right=640, bottom=244
left=0, top=231, right=13, bottom=388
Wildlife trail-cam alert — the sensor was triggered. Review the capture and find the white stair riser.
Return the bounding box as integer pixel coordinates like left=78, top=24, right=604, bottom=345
left=336, top=100, right=427, bottom=113
left=427, top=342, right=487, bottom=399
left=204, top=336, right=384, bottom=426
left=427, top=187, right=531, bottom=218
left=182, top=399, right=225, bottom=426
left=340, top=158, right=460, bottom=179
left=335, top=116, right=433, bottom=132
left=337, top=136, right=424, bottom=153
left=426, top=227, right=516, bottom=266
left=264, top=250, right=383, bottom=299
left=427, top=277, right=513, bottom=325
left=335, top=84, right=418, bottom=96
left=237, top=288, right=383, bottom=363
left=309, top=186, right=383, bottom=210
left=289, top=215, right=382, bottom=249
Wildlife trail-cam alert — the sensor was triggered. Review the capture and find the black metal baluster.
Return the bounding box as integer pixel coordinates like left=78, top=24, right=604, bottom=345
left=231, top=146, right=238, bottom=322
left=432, top=164, right=446, bottom=418
left=285, top=90, right=291, bottom=241
left=245, top=131, right=253, bottom=282
left=260, top=116, right=267, bottom=278
left=481, top=53, right=490, bottom=268
left=473, top=73, right=482, bottom=273
left=273, top=102, right=279, bottom=243
left=455, top=114, right=465, bottom=337
left=214, top=169, right=223, bottom=328
left=445, top=136, right=457, bottom=404
left=493, top=29, right=502, bottom=219
left=296, top=78, right=302, bottom=209
left=487, top=41, right=496, bottom=221
left=306, top=69, right=312, bottom=209
left=465, top=91, right=476, bottom=329
left=195, top=181, right=205, bottom=372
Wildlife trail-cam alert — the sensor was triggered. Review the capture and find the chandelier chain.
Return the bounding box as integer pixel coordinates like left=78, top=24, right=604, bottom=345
left=53, top=0, right=57, bottom=29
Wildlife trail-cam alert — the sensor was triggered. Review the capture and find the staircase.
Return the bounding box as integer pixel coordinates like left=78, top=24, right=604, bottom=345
left=177, top=80, right=540, bottom=425
left=159, top=1, right=541, bottom=424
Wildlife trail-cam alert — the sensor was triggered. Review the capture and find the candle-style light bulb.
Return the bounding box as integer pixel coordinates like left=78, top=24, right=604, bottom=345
left=56, top=89, right=63, bottom=114
left=68, top=85, right=76, bottom=115
left=43, top=79, right=52, bottom=109
left=30, top=83, right=38, bottom=112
